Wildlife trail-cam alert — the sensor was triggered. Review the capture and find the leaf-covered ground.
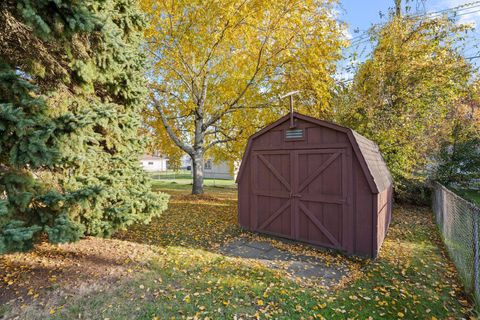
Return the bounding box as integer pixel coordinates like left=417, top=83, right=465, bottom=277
left=0, top=185, right=475, bottom=319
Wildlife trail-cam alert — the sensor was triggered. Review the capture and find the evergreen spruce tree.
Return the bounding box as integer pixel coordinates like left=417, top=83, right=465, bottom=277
left=0, top=0, right=168, bottom=254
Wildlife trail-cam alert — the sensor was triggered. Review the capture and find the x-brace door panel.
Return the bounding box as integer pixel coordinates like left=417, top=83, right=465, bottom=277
left=251, top=151, right=293, bottom=237
left=294, top=149, right=347, bottom=250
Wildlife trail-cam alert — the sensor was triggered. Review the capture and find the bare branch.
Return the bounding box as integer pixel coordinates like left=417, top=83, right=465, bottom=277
left=151, top=94, right=194, bottom=155
left=229, top=101, right=275, bottom=111
left=228, top=36, right=267, bottom=107
left=165, top=4, right=196, bottom=79
left=151, top=49, right=194, bottom=95
left=166, top=111, right=193, bottom=121
left=198, top=72, right=208, bottom=109
left=203, top=96, right=277, bottom=130
left=199, top=20, right=230, bottom=73
left=204, top=18, right=283, bottom=129
left=203, top=46, right=266, bottom=129
left=205, top=126, right=244, bottom=150
left=205, top=138, right=234, bottom=150
left=199, top=0, right=250, bottom=74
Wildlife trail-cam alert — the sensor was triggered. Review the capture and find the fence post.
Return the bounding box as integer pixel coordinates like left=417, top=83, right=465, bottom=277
left=474, top=208, right=479, bottom=300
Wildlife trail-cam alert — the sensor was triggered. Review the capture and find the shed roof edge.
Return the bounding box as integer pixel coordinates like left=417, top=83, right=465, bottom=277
left=236, top=113, right=391, bottom=193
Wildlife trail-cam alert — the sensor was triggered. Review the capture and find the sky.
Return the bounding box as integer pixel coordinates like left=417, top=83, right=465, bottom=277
left=337, top=0, right=480, bottom=80
left=340, top=0, right=480, bottom=37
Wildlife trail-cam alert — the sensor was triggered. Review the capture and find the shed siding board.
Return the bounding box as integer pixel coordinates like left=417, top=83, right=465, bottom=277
left=344, top=146, right=354, bottom=254
left=377, top=188, right=388, bottom=250
left=238, top=160, right=251, bottom=228
left=372, top=193, right=379, bottom=258
left=387, top=186, right=393, bottom=228
left=376, top=186, right=393, bottom=252
left=352, top=154, right=374, bottom=257
left=251, top=119, right=349, bottom=152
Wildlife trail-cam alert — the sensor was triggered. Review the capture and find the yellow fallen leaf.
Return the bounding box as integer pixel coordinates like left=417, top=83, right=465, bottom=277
left=459, top=299, right=469, bottom=306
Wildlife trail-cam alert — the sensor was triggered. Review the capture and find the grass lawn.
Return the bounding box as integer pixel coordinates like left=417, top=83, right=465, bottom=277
left=149, top=170, right=237, bottom=189
left=0, top=187, right=474, bottom=319
left=151, top=179, right=237, bottom=189
left=149, top=170, right=193, bottom=180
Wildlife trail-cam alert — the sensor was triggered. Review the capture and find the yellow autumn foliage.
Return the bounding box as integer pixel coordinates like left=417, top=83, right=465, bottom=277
left=141, top=0, right=346, bottom=166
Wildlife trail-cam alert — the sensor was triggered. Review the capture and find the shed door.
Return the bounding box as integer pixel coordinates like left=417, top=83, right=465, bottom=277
left=251, top=151, right=293, bottom=238
left=295, top=149, right=348, bottom=250
left=251, top=149, right=348, bottom=251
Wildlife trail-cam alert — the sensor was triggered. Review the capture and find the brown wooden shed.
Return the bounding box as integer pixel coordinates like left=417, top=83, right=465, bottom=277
left=236, top=112, right=393, bottom=258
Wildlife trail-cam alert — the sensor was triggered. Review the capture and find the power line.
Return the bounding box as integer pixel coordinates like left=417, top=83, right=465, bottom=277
left=462, top=45, right=480, bottom=54
left=336, top=53, right=480, bottom=84
left=345, top=2, right=480, bottom=50
left=335, top=78, right=354, bottom=85
left=341, top=2, right=480, bottom=69
left=348, top=37, right=370, bottom=46
left=345, top=11, right=480, bottom=48
left=466, top=55, right=480, bottom=60
left=408, top=1, right=480, bottom=19
left=349, top=33, right=369, bottom=41
left=442, top=8, right=480, bottom=19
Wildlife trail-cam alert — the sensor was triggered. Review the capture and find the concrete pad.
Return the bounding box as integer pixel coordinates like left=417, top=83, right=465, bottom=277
left=243, top=241, right=274, bottom=252
left=220, top=239, right=267, bottom=259
left=261, top=247, right=295, bottom=261
left=219, top=237, right=350, bottom=288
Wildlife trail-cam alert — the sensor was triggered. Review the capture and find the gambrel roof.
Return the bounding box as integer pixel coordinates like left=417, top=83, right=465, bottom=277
left=351, top=131, right=393, bottom=193
left=236, top=112, right=393, bottom=194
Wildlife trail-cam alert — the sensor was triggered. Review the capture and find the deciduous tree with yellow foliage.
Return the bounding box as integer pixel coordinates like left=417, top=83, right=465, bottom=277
left=332, top=7, right=473, bottom=203
left=141, top=0, right=346, bottom=194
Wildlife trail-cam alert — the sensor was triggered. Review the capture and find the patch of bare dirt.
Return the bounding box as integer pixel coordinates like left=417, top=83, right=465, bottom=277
left=0, top=237, right=155, bottom=309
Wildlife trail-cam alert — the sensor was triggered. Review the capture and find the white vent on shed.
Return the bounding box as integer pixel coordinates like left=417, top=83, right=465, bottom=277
left=285, top=129, right=304, bottom=140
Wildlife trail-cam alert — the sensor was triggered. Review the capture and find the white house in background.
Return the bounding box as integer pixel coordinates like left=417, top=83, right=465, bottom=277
left=203, top=159, right=233, bottom=180
left=140, top=154, right=168, bottom=172
left=181, top=155, right=235, bottom=180
left=180, top=154, right=191, bottom=170
left=141, top=153, right=238, bottom=179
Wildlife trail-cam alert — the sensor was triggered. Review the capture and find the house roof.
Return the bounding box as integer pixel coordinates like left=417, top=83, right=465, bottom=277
left=235, top=112, right=393, bottom=194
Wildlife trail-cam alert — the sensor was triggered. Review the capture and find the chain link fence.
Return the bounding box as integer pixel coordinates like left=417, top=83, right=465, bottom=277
left=432, top=182, right=480, bottom=303
left=149, top=170, right=237, bottom=189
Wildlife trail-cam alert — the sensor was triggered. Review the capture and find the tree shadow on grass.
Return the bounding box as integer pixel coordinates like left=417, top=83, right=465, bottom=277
left=114, top=191, right=242, bottom=251
left=0, top=237, right=153, bottom=306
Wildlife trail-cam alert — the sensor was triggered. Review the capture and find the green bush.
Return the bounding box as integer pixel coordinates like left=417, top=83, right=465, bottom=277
left=394, top=176, right=432, bottom=206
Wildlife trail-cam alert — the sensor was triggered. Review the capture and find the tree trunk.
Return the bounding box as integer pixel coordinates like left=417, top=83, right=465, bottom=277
left=191, top=153, right=204, bottom=195
left=395, top=0, right=402, bottom=17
